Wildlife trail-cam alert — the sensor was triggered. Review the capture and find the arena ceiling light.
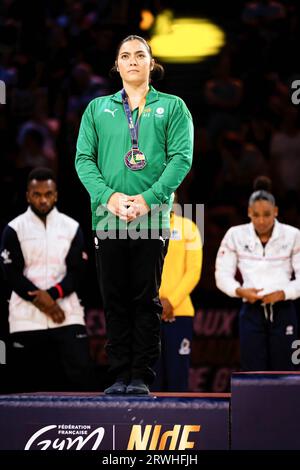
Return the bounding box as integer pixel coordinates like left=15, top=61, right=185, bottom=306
left=149, top=11, right=225, bottom=63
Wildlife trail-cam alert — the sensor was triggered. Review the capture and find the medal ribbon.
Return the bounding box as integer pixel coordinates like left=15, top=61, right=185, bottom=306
left=121, top=88, right=145, bottom=149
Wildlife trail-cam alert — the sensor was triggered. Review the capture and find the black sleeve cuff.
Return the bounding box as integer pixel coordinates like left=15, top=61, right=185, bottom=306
left=47, top=286, right=60, bottom=300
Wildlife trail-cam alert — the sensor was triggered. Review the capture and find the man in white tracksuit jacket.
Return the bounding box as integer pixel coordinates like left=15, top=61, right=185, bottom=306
left=0, top=167, right=93, bottom=391
left=215, top=179, right=300, bottom=371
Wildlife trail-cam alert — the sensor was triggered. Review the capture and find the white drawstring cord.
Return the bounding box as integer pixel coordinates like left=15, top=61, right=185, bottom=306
left=263, top=303, right=268, bottom=321
left=262, top=303, right=275, bottom=322
left=270, top=303, right=274, bottom=323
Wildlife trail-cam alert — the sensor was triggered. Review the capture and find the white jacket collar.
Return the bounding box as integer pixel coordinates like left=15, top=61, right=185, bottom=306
left=248, top=218, right=280, bottom=245
left=27, top=206, right=58, bottom=225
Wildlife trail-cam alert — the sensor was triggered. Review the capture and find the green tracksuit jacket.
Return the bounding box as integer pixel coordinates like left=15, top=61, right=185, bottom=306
left=75, top=85, right=193, bottom=231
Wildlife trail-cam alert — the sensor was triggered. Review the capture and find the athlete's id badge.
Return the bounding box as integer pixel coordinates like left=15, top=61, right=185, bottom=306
left=124, top=148, right=147, bottom=171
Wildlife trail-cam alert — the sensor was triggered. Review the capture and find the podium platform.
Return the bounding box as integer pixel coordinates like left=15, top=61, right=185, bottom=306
left=231, top=372, right=300, bottom=450
left=3, top=373, right=300, bottom=451
left=0, top=392, right=230, bottom=450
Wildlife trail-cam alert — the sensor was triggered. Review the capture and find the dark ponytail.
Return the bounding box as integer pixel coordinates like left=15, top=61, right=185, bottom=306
left=248, top=176, right=276, bottom=206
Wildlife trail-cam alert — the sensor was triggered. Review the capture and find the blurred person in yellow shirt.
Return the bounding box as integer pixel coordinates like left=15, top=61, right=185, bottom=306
left=152, top=198, right=202, bottom=391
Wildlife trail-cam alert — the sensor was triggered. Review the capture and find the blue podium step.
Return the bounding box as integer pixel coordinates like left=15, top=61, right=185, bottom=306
left=231, top=372, right=300, bottom=450
left=0, top=392, right=230, bottom=450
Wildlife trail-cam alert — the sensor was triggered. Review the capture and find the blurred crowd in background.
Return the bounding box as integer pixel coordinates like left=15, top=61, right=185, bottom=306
left=1, top=0, right=300, bottom=390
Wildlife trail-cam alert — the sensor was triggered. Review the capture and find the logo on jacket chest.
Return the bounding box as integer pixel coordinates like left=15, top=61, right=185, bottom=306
left=243, top=244, right=252, bottom=253
left=104, top=108, right=118, bottom=117
left=238, top=241, right=254, bottom=253
left=155, top=107, right=165, bottom=118
left=142, top=107, right=152, bottom=118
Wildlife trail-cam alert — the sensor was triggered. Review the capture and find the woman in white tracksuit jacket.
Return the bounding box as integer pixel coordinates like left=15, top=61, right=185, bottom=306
left=215, top=178, right=300, bottom=371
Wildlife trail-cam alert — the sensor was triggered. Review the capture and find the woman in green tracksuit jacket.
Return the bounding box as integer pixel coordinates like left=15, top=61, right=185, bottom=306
left=75, top=35, right=193, bottom=395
